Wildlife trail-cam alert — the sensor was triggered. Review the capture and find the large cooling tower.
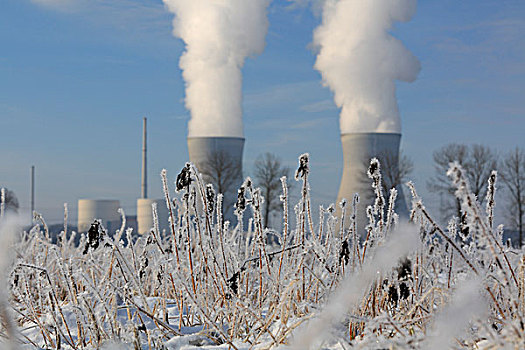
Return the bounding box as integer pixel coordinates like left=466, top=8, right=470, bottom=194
left=78, top=199, right=120, bottom=233
left=337, top=133, right=408, bottom=234
left=187, top=137, right=244, bottom=224
left=137, top=198, right=169, bottom=235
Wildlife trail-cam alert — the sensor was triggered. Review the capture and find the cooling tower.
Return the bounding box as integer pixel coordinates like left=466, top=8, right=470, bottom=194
left=78, top=199, right=120, bottom=233
left=137, top=198, right=169, bottom=235
left=187, top=137, right=244, bottom=224
left=336, top=133, right=408, bottom=234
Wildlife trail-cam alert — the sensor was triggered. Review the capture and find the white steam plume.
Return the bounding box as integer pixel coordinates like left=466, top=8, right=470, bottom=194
left=313, top=0, right=421, bottom=134
left=163, top=0, right=271, bottom=138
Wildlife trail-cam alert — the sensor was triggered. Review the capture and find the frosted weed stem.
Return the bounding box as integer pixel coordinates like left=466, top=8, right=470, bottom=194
left=161, top=169, right=181, bottom=268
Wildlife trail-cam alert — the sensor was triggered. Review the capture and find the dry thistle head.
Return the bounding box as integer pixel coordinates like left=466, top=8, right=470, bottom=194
left=339, top=240, right=350, bottom=266
left=396, top=257, right=412, bottom=281
left=206, top=184, right=216, bottom=214
left=243, top=176, right=253, bottom=190
left=83, top=219, right=103, bottom=254
left=235, top=186, right=246, bottom=214
left=176, top=163, right=192, bottom=192
left=367, top=157, right=380, bottom=179
left=295, top=153, right=310, bottom=180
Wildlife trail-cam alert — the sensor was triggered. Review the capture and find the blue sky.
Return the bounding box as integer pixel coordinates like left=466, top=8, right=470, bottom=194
left=1, top=0, right=524, bottom=224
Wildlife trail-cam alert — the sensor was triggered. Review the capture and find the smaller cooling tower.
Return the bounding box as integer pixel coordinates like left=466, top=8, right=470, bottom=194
left=137, top=198, right=169, bottom=235
left=187, top=137, right=244, bottom=224
left=336, top=133, right=409, bottom=235
left=78, top=199, right=120, bottom=233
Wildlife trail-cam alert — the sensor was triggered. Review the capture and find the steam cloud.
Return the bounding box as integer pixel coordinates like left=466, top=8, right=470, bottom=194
left=163, top=0, right=271, bottom=138
left=313, top=0, right=421, bottom=134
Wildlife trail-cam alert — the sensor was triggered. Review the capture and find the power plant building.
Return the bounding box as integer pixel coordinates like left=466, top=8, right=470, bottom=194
left=77, top=199, right=120, bottom=233
left=137, top=198, right=169, bottom=235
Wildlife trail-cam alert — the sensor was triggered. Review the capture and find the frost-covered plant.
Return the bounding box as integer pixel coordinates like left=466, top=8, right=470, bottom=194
left=1, top=156, right=524, bottom=349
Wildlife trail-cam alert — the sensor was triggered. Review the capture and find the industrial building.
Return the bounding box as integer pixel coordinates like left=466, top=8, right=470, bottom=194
left=77, top=199, right=120, bottom=233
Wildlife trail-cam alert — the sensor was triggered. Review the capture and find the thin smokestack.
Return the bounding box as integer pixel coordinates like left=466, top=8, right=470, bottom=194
left=31, top=165, right=35, bottom=216
left=163, top=0, right=271, bottom=138
left=141, top=117, right=147, bottom=199
left=313, top=0, right=420, bottom=133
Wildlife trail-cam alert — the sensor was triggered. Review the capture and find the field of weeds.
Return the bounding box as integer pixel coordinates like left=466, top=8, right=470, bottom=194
left=0, top=155, right=524, bottom=349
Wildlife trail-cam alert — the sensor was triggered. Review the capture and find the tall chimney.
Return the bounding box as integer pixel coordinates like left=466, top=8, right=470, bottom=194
left=137, top=118, right=169, bottom=235
left=187, top=137, right=244, bottom=224
left=336, top=133, right=408, bottom=234
left=31, top=165, right=35, bottom=216
left=141, top=117, right=147, bottom=199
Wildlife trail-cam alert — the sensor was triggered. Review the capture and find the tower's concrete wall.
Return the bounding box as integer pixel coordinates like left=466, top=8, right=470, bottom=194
left=137, top=198, right=169, bottom=235
left=336, top=133, right=408, bottom=235
left=187, top=137, right=245, bottom=225
left=78, top=199, right=120, bottom=233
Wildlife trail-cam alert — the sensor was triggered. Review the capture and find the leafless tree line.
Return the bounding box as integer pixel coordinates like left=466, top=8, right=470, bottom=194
left=196, top=151, right=291, bottom=228
left=358, top=150, right=414, bottom=200
left=428, top=144, right=524, bottom=246
left=500, top=148, right=525, bottom=246
left=193, top=143, right=524, bottom=246
left=252, top=153, right=292, bottom=227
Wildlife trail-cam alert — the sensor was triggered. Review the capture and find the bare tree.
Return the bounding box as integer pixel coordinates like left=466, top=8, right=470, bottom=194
left=199, top=150, right=242, bottom=195
left=467, top=144, right=498, bottom=199
left=197, top=151, right=242, bottom=222
left=360, top=150, right=414, bottom=204
left=253, top=153, right=291, bottom=227
left=428, top=143, right=497, bottom=220
left=0, top=188, right=19, bottom=214
left=499, top=147, right=525, bottom=247
left=376, top=150, right=414, bottom=195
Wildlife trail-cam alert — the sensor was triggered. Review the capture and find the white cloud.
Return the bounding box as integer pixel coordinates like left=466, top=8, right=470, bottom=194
left=300, top=99, right=336, bottom=113
left=30, top=0, right=77, bottom=10
left=28, top=0, right=166, bottom=19
left=27, top=0, right=172, bottom=44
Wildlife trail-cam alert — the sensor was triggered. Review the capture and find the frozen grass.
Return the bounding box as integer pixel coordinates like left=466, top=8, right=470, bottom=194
left=1, top=156, right=524, bottom=349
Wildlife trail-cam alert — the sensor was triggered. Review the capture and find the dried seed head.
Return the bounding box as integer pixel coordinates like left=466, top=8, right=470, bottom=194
left=206, top=184, right=216, bottom=213
left=227, top=271, right=240, bottom=296
left=83, top=220, right=103, bottom=254
left=396, top=257, right=412, bottom=281
left=388, top=285, right=399, bottom=305
left=176, top=163, right=192, bottom=192
left=235, top=186, right=246, bottom=214
left=295, top=153, right=310, bottom=180
left=339, top=240, right=350, bottom=266
left=399, top=282, right=410, bottom=300
left=367, top=157, right=380, bottom=179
